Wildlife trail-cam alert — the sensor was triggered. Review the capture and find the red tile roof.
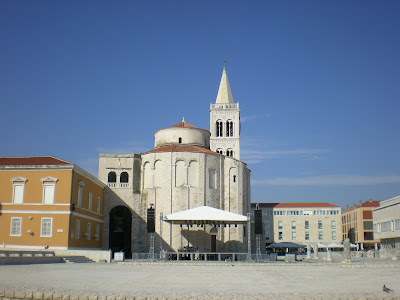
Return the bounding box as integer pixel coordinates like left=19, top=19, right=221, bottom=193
left=0, top=156, right=72, bottom=166
left=343, top=200, right=380, bottom=213
left=275, top=202, right=340, bottom=208
left=142, top=145, right=221, bottom=156
left=170, top=121, right=197, bottom=129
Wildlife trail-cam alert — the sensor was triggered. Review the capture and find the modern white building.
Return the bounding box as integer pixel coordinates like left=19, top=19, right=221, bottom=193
left=251, top=202, right=342, bottom=250
left=98, top=67, right=251, bottom=256
left=373, top=195, right=400, bottom=259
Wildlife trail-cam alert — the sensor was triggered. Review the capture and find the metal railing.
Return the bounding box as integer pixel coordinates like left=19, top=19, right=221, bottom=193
left=210, top=103, right=239, bottom=109
left=107, top=183, right=130, bottom=188
left=131, top=252, right=277, bottom=262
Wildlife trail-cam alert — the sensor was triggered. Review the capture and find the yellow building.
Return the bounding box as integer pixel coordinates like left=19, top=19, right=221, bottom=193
left=342, top=200, right=380, bottom=250
left=0, top=157, right=105, bottom=250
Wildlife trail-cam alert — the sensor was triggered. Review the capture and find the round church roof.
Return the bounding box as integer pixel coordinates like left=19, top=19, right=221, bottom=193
left=153, top=119, right=211, bottom=149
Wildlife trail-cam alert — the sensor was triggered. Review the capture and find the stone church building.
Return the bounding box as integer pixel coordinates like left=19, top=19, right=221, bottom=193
left=98, top=67, right=251, bottom=256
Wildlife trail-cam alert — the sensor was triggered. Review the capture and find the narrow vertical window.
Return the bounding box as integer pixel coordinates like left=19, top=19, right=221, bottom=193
left=86, top=222, right=91, bottom=240
left=97, top=197, right=101, bottom=214
left=319, top=231, right=323, bottom=240
left=77, top=181, right=84, bottom=208
left=75, top=220, right=80, bottom=239
left=233, top=175, right=236, bottom=182
left=95, top=224, right=100, bottom=241
left=13, top=184, right=24, bottom=204
left=226, top=120, right=234, bottom=137
left=332, top=231, right=337, bottom=240
left=291, top=221, right=296, bottom=230
left=11, top=177, right=27, bottom=204
left=305, top=220, right=309, bottom=230
left=318, top=221, right=323, bottom=229
left=305, top=232, right=310, bottom=240
left=264, top=221, right=270, bottom=240
left=10, top=217, right=22, bottom=236
left=216, top=120, right=223, bottom=137
left=41, top=177, right=58, bottom=205
left=292, top=232, right=296, bottom=240
left=43, top=184, right=55, bottom=204
left=41, top=218, right=52, bottom=237
left=178, top=137, right=182, bottom=144
left=331, top=220, right=336, bottom=229
left=278, top=221, right=283, bottom=230
left=88, top=192, right=93, bottom=211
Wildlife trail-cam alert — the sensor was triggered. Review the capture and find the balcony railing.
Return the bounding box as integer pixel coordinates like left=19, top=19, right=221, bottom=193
left=210, top=103, right=239, bottom=109
left=107, top=183, right=130, bottom=188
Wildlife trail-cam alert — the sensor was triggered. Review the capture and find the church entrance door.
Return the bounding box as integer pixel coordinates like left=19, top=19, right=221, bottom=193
left=109, top=206, right=132, bottom=258
left=210, top=234, right=217, bottom=252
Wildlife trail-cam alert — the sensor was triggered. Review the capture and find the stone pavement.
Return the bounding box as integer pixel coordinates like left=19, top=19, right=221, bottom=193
left=0, top=260, right=400, bottom=299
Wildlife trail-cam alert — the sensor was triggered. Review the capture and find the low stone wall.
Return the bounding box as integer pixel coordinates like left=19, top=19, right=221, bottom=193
left=0, top=256, right=63, bottom=265
left=54, top=250, right=112, bottom=263
left=1, top=290, right=400, bottom=300
left=0, top=291, right=141, bottom=300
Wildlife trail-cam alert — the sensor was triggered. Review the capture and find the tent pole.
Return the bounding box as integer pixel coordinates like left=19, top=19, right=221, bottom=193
left=247, top=213, right=251, bottom=261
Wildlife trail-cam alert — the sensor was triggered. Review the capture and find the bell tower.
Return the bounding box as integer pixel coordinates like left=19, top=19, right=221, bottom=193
left=209, top=63, right=240, bottom=159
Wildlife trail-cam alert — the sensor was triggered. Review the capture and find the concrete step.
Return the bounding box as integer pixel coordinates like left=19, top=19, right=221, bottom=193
left=62, top=256, right=96, bottom=263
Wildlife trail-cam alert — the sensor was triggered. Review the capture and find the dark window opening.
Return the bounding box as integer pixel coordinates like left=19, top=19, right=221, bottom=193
left=226, top=121, right=233, bottom=137
left=364, top=232, right=374, bottom=240
left=179, top=137, right=182, bottom=144
left=120, top=172, right=129, bottom=183
left=216, top=121, right=223, bottom=137
left=233, top=175, right=236, bottom=182
left=108, top=172, right=117, bottom=183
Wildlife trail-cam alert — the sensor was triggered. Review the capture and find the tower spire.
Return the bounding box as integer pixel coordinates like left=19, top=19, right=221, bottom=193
left=215, top=61, right=234, bottom=104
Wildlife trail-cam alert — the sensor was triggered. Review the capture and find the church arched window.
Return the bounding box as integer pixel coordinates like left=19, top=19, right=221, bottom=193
left=226, top=149, right=233, bottom=158
left=120, top=172, right=129, bottom=183
left=108, top=172, right=117, bottom=183
left=226, top=120, right=233, bottom=137
left=216, top=148, right=223, bottom=154
left=216, top=120, right=223, bottom=137
left=178, top=137, right=182, bottom=144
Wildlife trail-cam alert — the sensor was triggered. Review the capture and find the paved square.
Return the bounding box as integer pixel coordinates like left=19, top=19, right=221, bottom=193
left=1, top=262, right=399, bottom=299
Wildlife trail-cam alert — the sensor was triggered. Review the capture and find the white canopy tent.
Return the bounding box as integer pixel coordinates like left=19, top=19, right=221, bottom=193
left=163, top=206, right=248, bottom=225
left=162, top=206, right=250, bottom=254
left=327, top=242, right=343, bottom=248
left=317, top=242, right=358, bottom=249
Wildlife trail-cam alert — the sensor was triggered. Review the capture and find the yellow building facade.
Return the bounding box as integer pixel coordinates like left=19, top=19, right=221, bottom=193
left=0, top=157, right=105, bottom=250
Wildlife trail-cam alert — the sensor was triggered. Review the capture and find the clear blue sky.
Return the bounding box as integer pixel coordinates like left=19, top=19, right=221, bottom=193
left=1, top=0, right=399, bottom=208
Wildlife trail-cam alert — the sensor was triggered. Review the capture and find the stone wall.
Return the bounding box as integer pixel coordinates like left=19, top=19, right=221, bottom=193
left=0, top=291, right=140, bottom=300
